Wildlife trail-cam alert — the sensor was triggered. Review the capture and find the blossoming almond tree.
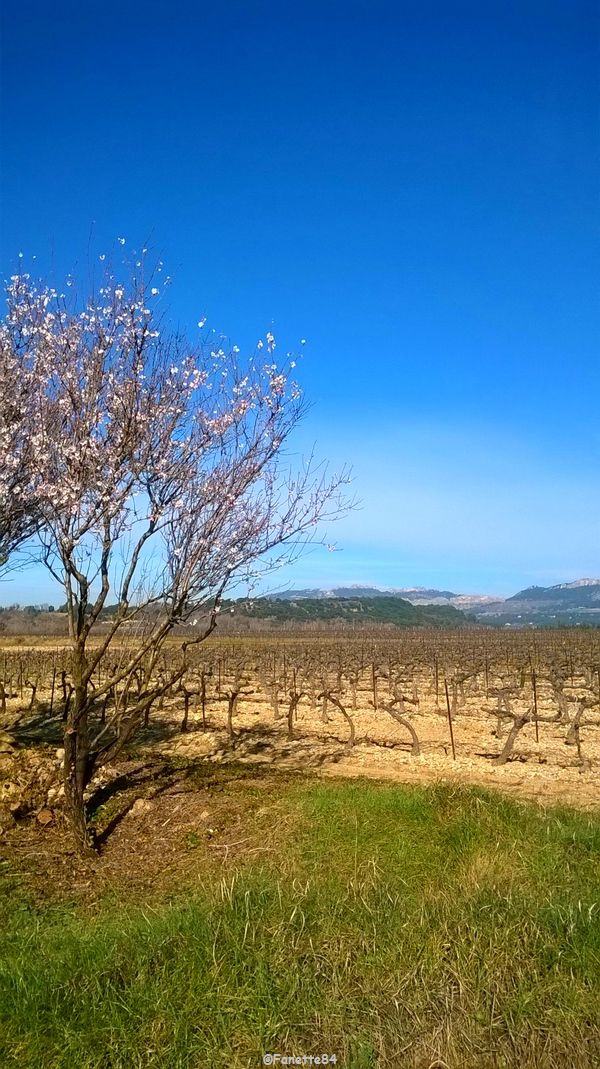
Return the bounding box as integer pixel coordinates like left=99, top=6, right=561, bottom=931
left=0, top=279, right=51, bottom=569
left=3, top=256, right=350, bottom=854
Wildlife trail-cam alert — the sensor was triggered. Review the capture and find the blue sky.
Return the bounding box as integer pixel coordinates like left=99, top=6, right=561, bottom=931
left=1, top=0, right=599, bottom=603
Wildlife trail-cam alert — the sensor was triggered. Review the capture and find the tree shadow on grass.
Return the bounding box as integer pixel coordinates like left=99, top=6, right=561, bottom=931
left=87, top=752, right=287, bottom=850
left=92, top=769, right=192, bottom=848
left=83, top=720, right=351, bottom=851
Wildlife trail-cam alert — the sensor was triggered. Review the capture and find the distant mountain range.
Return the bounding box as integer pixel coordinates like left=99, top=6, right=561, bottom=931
left=268, top=585, right=497, bottom=611
left=493, top=579, right=600, bottom=624
left=5, top=579, right=600, bottom=633
left=262, top=580, right=600, bottom=627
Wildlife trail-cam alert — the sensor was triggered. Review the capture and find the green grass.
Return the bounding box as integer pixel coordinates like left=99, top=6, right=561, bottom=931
left=1, top=780, right=599, bottom=1068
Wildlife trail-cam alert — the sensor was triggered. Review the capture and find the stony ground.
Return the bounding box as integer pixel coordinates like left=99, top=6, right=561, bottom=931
left=154, top=681, right=600, bottom=809
left=1, top=661, right=598, bottom=906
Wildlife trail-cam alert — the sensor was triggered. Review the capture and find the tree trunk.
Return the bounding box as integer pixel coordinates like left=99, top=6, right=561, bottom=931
left=227, top=691, right=239, bottom=741
left=382, top=702, right=421, bottom=756
left=492, top=714, right=529, bottom=766
left=63, top=670, right=96, bottom=857
left=181, top=689, right=190, bottom=732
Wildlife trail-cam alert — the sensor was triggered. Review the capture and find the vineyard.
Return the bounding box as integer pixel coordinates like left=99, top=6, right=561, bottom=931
left=2, top=632, right=600, bottom=1069
left=3, top=628, right=600, bottom=813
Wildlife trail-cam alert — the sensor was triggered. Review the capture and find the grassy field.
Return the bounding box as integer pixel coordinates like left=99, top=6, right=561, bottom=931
left=1, top=778, right=599, bottom=1068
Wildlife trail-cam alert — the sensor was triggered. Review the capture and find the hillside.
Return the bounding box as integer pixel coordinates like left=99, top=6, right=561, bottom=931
left=223, top=596, right=472, bottom=629
left=266, top=580, right=600, bottom=627
left=506, top=580, right=600, bottom=608
left=270, top=585, right=501, bottom=611
left=473, top=579, right=600, bottom=627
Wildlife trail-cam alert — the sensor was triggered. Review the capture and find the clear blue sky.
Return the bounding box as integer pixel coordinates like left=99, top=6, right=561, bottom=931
left=1, top=0, right=599, bottom=603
